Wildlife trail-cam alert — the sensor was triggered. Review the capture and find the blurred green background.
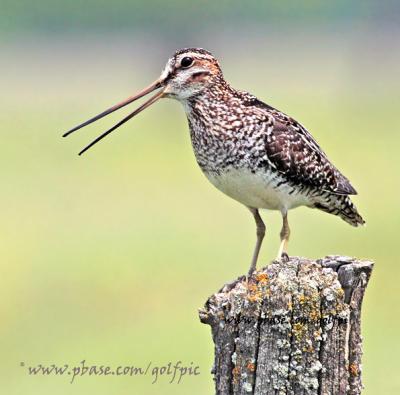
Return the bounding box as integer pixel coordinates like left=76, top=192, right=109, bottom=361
left=1, top=1, right=399, bottom=394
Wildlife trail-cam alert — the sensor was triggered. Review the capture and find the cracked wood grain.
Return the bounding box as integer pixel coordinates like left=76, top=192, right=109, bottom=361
left=199, top=256, right=373, bottom=395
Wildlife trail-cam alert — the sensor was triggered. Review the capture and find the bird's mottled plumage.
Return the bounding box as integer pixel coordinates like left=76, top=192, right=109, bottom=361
left=64, top=47, right=364, bottom=274
left=166, top=48, right=364, bottom=227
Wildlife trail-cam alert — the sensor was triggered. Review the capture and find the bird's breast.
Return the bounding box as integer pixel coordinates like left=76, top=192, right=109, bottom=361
left=205, top=167, right=311, bottom=211
left=185, top=105, right=310, bottom=210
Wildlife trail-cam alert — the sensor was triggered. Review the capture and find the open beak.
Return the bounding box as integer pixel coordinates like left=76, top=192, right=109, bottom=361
left=63, top=78, right=165, bottom=155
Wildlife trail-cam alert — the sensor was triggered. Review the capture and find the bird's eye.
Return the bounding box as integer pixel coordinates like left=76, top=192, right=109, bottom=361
left=180, top=57, right=194, bottom=68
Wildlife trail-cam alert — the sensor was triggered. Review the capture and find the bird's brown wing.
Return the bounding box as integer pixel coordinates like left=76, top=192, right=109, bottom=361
left=264, top=110, right=357, bottom=195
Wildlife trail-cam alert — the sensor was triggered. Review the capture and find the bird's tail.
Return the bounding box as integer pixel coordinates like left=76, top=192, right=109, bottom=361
left=313, top=194, right=365, bottom=227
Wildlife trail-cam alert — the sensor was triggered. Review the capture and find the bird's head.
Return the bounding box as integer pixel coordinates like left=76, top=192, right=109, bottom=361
left=63, top=48, right=222, bottom=155
left=160, top=48, right=223, bottom=100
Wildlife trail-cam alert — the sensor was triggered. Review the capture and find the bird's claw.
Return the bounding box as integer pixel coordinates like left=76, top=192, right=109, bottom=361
left=281, top=252, right=289, bottom=262
left=274, top=252, right=289, bottom=263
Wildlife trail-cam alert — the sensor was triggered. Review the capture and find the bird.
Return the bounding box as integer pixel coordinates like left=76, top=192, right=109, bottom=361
left=63, top=47, right=364, bottom=276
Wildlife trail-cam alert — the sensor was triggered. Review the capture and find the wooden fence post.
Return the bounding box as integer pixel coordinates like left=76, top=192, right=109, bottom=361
left=199, top=256, right=373, bottom=395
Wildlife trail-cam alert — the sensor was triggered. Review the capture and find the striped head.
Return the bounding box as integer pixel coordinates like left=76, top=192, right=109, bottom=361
left=161, top=48, right=223, bottom=100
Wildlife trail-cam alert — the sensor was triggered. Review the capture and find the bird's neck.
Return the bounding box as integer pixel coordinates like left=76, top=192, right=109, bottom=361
left=183, top=81, right=241, bottom=128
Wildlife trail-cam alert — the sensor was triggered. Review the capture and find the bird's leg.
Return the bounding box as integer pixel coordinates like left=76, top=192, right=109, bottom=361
left=276, top=212, right=290, bottom=261
left=247, top=207, right=266, bottom=277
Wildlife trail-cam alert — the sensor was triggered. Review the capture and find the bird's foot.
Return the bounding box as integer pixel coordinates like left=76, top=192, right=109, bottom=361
left=244, top=265, right=259, bottom=289
left=247, top=266, right=256, bottom=278
left=245, top=270, right=254, bottom=287
left=275, top=252, right=289, bottom=263
left=220, top=275, right=246, bottom=293
left=281, top=252, right=289, bottom=262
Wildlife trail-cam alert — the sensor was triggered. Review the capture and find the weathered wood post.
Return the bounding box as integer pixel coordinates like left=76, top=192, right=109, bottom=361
left=199, top=256, right=373, bottom=395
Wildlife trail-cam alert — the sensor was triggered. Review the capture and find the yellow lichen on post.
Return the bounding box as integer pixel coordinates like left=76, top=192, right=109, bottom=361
left=199, top=256, right=373, bottom=395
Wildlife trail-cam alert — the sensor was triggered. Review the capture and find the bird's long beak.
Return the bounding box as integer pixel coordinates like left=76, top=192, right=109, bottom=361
left=63, top=78, right=165, bottom=155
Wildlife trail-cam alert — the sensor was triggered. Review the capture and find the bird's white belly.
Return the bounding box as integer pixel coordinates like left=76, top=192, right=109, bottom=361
left=206, top=168, right=310, bottom=211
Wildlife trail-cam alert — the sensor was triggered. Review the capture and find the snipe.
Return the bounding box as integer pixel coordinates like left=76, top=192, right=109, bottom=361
left=64, top=48, right=364, bottom=275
